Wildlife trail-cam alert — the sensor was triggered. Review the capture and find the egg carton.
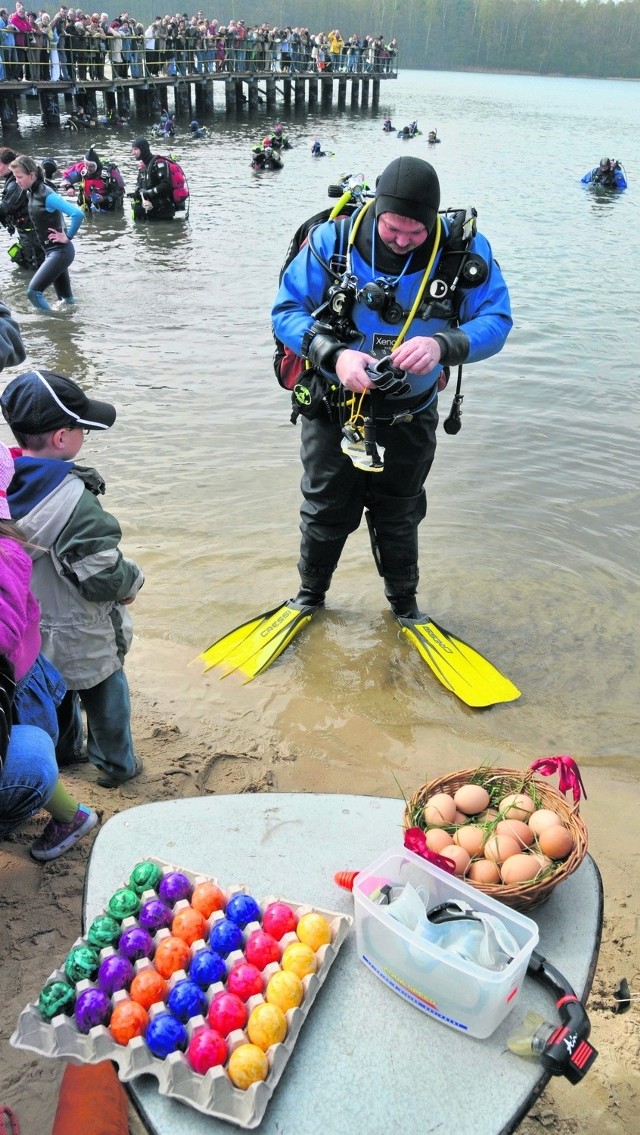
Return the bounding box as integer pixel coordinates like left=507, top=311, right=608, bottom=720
left=10, top=857, right=353, bottom=1129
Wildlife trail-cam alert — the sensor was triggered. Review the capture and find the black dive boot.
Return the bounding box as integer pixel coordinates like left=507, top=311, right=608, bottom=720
left=293, top=570, right=333, bottom=609
left=384, top=580, right=421, bottom=621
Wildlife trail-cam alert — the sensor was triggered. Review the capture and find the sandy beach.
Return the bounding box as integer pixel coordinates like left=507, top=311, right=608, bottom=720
left=1, top=637, right=638, bottom=1134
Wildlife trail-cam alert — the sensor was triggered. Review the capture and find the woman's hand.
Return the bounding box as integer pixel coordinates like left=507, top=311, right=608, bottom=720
left=47, top=228, right=69, bottom=243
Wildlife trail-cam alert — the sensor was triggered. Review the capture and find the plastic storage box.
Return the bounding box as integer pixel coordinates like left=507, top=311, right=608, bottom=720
left=353, top=847, right=539, bottom=1039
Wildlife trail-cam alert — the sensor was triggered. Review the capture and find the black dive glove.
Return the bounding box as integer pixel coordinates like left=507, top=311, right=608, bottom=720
left=365, top=356, right=411, bottom=397
left=303, top=325, right=346, bottom=378
left=433, top=329, right=470, bottom=366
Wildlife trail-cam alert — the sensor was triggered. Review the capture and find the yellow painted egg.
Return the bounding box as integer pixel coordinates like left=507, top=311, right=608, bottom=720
left=265, top=970, right=304, bottom=1012
left=296, top=912, right=332, bottom=951
left=281, top=942, right=317, bottom=979
left=247, top=1002, right=287, bottom=1051
left=227, top=1043, right=269, bottom=1089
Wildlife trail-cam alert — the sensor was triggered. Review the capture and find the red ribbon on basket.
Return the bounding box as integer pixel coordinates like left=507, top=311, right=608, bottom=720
left=404, top=827, right=457, bottom=874
left=529, top=755, right=587, bottom=803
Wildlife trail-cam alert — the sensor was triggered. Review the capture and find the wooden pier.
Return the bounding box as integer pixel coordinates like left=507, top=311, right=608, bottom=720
left=0, top=71, right=396, bottom=129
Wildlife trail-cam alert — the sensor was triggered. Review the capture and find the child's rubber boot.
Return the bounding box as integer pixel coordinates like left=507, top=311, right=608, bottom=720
left=26, top=288, right=52, bottom=311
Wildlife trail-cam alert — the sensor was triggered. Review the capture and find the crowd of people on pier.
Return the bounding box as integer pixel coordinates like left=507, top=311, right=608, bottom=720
left=0, top=8, right=399, bottom=82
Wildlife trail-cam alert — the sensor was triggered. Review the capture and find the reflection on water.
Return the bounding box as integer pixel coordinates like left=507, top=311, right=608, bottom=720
left=1, top=71, right=639, bottom=780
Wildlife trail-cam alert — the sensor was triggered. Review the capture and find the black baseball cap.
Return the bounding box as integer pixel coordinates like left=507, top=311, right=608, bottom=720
left=375, top=156, right=440, bottom=230
left=1, top=370, right=116, bottom=434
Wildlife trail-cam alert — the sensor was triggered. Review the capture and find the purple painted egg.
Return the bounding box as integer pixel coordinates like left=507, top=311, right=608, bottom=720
left=138, top=898, right=174, bottom=932
left=158, top=871, right=192, bottom=904
left=75, top=987, right=111, bottom=1033
left=97, top=953, right=135, bottom=996
left=118, top=925, right=155, bottom=962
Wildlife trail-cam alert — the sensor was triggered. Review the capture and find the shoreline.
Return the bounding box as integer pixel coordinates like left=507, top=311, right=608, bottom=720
left=2, top=637, right=638, bottom=1133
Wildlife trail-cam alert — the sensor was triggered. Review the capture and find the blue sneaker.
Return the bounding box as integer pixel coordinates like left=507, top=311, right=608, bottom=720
left=30, top=805, right=99, bottom=861
left=26, top=289, right=52, bottom=311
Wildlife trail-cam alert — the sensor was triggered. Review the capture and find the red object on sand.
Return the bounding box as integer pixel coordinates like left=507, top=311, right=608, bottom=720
left=333, top=870, right=360, bottom=891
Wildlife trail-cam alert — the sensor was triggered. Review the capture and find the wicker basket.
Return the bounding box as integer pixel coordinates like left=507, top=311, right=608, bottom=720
left=403, top=765, right=588, bottom=913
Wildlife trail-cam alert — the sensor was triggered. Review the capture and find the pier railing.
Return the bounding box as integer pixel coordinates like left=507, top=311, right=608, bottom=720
left=0, top=39, right=399, bottom=85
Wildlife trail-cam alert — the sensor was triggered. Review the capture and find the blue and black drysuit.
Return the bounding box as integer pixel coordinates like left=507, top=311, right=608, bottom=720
left=581, top=162, right=627, bottom=190
left=271, top=206, right=512, bottom=610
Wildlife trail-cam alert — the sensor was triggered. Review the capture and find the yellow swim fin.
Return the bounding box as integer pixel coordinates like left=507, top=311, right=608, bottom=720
left=199, top=601, right=318, bottom=683
left=396, top=616, right=521, bottom=708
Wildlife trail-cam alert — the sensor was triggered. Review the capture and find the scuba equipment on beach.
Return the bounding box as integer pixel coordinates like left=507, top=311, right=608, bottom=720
left=508, top=951, right=597, bottom=1083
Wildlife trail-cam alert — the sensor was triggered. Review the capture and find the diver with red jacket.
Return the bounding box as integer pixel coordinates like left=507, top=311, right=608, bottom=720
left=60, top=148, right=125, bottom=213
left=130, top=137, right=176, bottom=221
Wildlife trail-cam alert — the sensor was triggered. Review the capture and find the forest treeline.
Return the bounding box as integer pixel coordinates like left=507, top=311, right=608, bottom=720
left=130, top=0, right=640, bottom=79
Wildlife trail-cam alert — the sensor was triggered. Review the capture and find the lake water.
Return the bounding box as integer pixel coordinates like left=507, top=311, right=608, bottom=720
left=1, top=69, right=638, bottom=786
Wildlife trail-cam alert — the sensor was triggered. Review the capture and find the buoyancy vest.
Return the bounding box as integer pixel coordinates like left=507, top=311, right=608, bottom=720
left=28, top=179, right=64, bottom=249
left=273, top=205, right=486, bottom=390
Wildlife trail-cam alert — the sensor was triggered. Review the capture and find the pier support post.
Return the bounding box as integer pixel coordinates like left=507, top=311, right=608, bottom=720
left=321, top=78, right=332, bottom=108
left=282, top=79, right=292, bottom=106
left=361, top=79, right=369, bottom=107
left=133, top=86, right=150, bottom=116
left=79, top=91, right=97, bottom=119
left=63, top=91, right=74, bottom=111
left=372, top=79, right=380, bottom=110
left=148, top=85, right=163, bottom=115
left=104, top=89, right=117, bottom=114
left=195, top=80, right=213, bottom=115
left=337, top=78, right=346, bottom=109
left=175, top=82, right=191, bottom=118
left=294, top=77, right=305, bottom=109
left=247, top=80, right=259, bottom=110
left=0, top=92, right=18, bottom=127
left=235, top=79, right=244, bottom=110
left=266, top=77, right=276, bottom=109
left=225, top=79, right=235, bottom=112
left=308, top=77, right=318, bottom=108
left=117, top=87, right=130, bottom=116
left=350, top=80, right=359, bottom=107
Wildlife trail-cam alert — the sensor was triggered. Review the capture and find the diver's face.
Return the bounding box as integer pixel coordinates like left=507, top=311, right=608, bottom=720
left=377, top=212, right=428, bottom=254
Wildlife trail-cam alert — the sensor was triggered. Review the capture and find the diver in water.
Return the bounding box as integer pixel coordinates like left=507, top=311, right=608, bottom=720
left=311, top=140, right=327, bottom=157
left=251, top=143, right=283, bottom=171
left=130, top=137, right=177, bottom=221
left=382, top=118, right=394, bottom=132
left=581, top=157, right=627, bottom=189
left=428, top=130, right=441, bottom=144
left=189, top=120, right=208, bottom=139
left=0, top=146, right=44, bottom=271
left=270, top=124, right=292, bottom=152
left=153, top=111, right=175, bottom=138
